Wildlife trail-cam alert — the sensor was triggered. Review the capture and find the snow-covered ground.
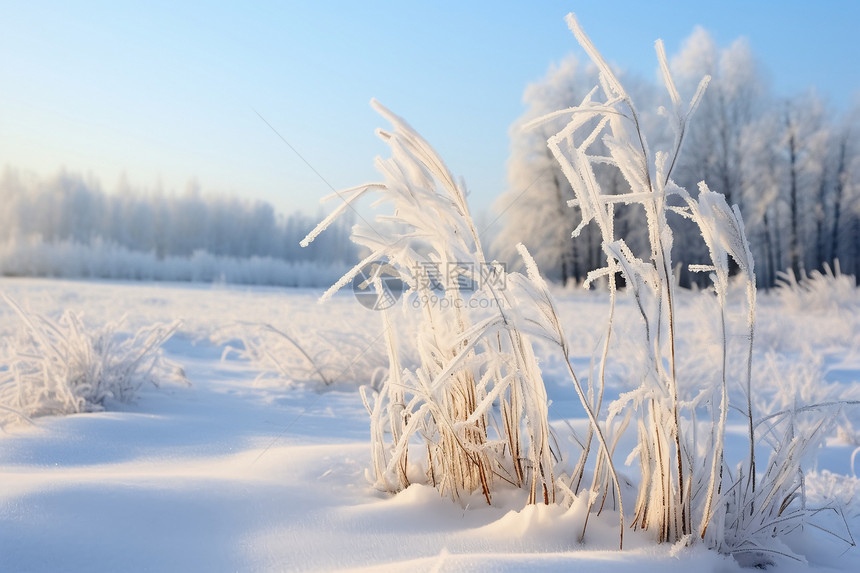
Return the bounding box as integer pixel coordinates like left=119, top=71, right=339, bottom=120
left=1, top=277, right=859, bottom=572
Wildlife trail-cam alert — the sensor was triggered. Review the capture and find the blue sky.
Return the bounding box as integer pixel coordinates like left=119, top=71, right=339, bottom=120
left=1, top=1, right=857, bottom=218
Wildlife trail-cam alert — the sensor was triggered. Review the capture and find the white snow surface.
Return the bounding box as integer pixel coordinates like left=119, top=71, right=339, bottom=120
left=1, top=277, right=859, bottom=572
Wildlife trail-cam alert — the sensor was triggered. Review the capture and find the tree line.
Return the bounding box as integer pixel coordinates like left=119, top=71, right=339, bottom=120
left=0, top=168, right=357, bottom=266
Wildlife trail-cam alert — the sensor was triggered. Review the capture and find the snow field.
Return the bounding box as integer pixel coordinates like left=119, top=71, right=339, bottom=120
left=0, top=278, right=858, bottom=571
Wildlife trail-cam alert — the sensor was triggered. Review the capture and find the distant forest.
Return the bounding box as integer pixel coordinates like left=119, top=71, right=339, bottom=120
left=0, top=168, right=357, bottom=286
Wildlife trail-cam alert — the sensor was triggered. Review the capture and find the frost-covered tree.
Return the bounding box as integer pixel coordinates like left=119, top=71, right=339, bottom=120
left=778, top=94, right=831, bottom=278
left=667, top=28, right=768, bottom=284
left=493, top=55, right=596, bottom=285
left=670, top=28, right=765, bottom=211
left=823, top=107, right=860, bottom=277
left=736, top=92, right=860, bottom=287
left=740, top=111, right=785, bottom=287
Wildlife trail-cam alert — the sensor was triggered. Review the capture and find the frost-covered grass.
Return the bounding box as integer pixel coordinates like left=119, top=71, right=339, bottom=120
left=0, top=295, right=184, bottom=425
left=510, top=15, right=860, bottom=564
left=219, top=320, right=396, bottom=390
left=302, top=101, right=565, bottom=505
left=774, top=262, right=859, bottom=313
left=529, top=14, right=762, bottom=552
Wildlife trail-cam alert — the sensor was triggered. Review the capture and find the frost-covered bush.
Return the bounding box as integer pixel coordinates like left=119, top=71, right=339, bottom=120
left=0, top=296, right=184, bottom=425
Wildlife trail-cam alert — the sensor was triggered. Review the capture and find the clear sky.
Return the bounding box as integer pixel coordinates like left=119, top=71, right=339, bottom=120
left=1, top=1, right=857, bottom=218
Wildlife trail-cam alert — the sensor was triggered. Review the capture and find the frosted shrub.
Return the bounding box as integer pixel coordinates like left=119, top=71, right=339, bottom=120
left=0, top=296, right=183, bottom=425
